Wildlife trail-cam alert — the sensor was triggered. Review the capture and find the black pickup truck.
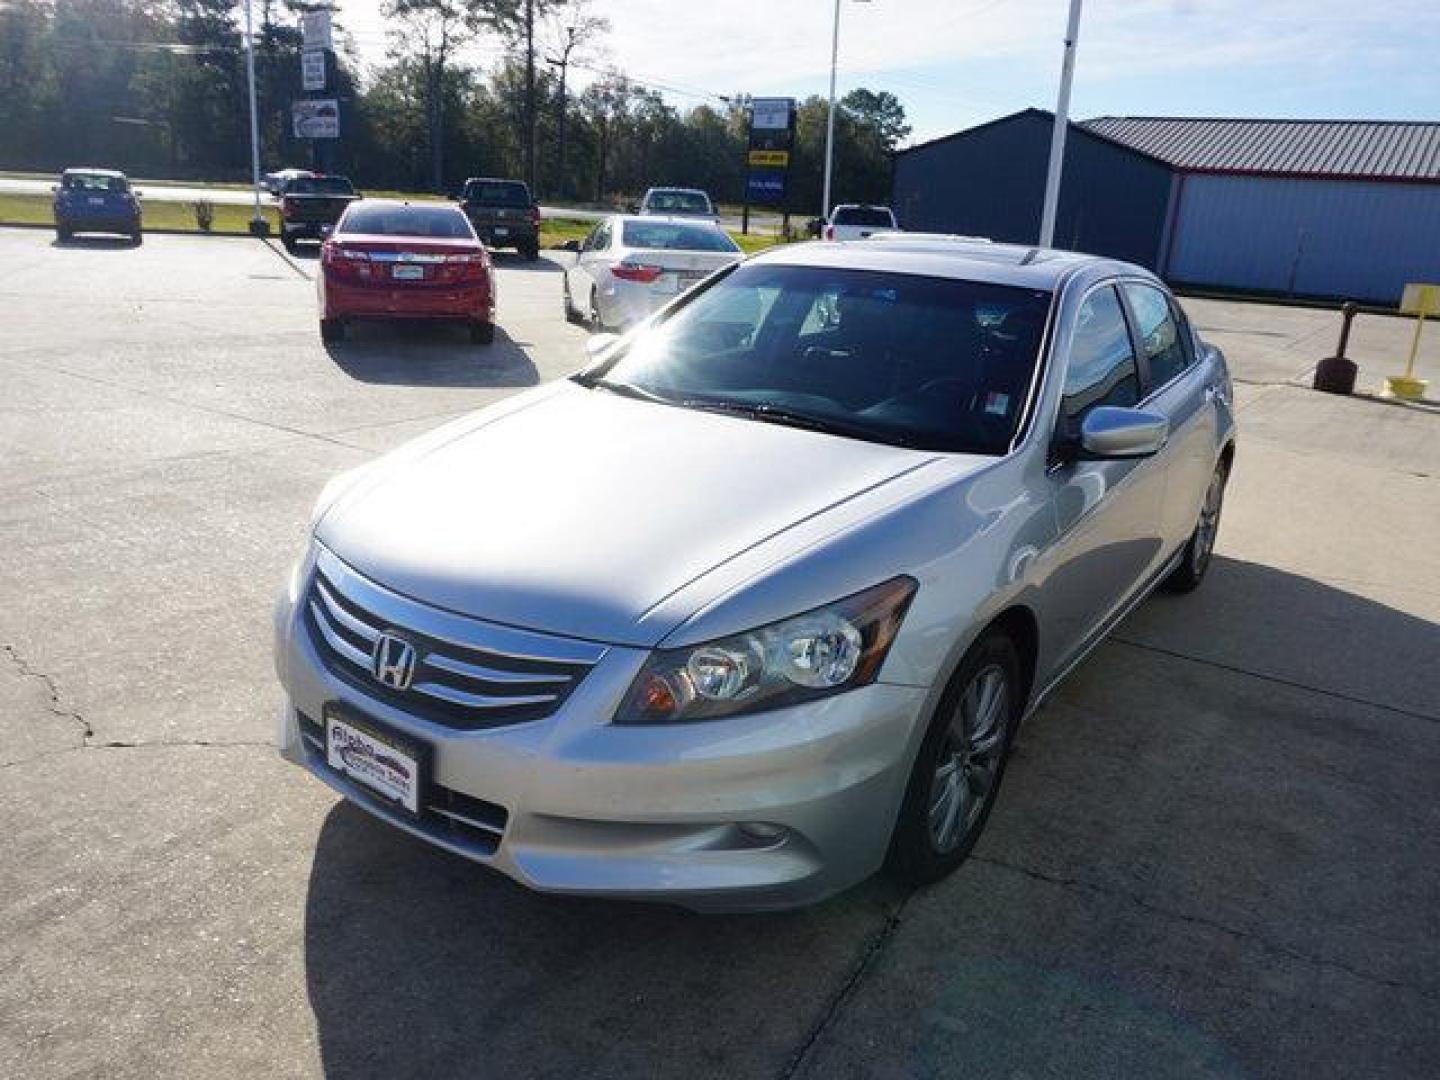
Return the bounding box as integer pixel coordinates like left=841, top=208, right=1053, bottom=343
left=279, top=175, right=359, bottom=248
left=458, top=177, right=540, bottom=260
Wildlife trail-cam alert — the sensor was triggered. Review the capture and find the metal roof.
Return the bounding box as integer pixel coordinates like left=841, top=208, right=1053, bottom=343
left=1083, top=117, right=1440, bottom=182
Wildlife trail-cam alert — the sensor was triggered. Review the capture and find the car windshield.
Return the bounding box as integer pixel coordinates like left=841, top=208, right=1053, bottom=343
left=621, top=221, right=739, bottom=252
left=833, top=207, right=894, bottom=227
left=647, top=191, right=710, bottom=214
left=288, top=176, right=355, bottom=196
left=586, top=264, right=1052, bottom=454
left=465, top=181, right=530, bottom=206
left=64, top=173, right=127, bottom=193
left=339, top=206, right=474, bottom=239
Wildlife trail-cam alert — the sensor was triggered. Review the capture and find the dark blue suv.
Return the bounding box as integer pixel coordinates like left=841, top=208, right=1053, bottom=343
left=53, top=168, right=143, bottom=243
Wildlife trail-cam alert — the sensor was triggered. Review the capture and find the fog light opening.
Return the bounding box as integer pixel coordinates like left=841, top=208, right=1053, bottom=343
left=737, top=822, right=788, bottom=845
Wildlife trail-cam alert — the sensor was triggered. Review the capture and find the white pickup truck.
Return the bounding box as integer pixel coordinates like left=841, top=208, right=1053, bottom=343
left=823, top=204, right=898, bottom=240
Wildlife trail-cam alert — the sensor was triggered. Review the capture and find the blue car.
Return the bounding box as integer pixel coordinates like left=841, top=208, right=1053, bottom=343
left=53, top=168, right=143, bottom=243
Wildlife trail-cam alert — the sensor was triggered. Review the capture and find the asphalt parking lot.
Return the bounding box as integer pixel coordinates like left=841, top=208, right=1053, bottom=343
left=1, top=228, right=1437, bottom=1079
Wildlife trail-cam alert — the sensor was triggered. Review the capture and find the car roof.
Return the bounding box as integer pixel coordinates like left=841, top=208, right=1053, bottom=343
left=645, top=187, right=708, bottom=196
left=62, top=167, right=126, bottom=178
left=749, top=237, right=1145, bottom=291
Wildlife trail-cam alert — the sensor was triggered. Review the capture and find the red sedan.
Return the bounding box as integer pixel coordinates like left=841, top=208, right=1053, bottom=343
left=318, top=201, right=497, bottom=344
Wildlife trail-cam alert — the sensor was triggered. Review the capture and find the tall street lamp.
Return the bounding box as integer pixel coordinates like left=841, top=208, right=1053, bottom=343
left=1038, top=0, right=1084, bottom=249
left=822, top=0, right=870, bottom=221
left=242, top=0, right=266, bottom=235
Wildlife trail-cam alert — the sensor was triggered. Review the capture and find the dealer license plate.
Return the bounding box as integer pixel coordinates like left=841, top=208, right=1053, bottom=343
left=392, top=264, right=424, bottom=280
left=325, top=707, right=423, bottom=815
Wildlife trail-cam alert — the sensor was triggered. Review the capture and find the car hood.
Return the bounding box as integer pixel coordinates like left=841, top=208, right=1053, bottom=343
left=316, top=382, right=944, bottom=646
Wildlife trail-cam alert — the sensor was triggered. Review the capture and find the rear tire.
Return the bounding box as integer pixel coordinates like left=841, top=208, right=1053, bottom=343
left=888, top=631, right=1021, bottom=886
left=320, top=318, right=344, bottom=343
left=470, top=321, right=495, bottom=345
left=1163, top=458, right=1230, bottom=593
left=588, top=288, right=604, bottom=331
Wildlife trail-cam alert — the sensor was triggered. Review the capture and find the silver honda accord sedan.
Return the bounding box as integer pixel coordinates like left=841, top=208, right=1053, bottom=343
left=274, top=237, right=1236, bottom=912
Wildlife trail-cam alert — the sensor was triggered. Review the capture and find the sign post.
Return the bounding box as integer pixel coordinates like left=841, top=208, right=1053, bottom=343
left=743, top=97, right=795, bottom=235
left=1386, top=283, right=1438, bottom=401
left=300, top=12, right=335, bottom=171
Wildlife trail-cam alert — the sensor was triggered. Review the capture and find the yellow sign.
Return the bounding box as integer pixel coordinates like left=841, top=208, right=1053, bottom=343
left=1400, top=282, right=1440, bottom=316
left=748, top=149, right=790, bottom=168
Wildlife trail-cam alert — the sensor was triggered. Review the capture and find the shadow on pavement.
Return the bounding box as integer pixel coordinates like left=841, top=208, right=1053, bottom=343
left=323, top=325, right=540, bottom=388
left=302, top=556, right=1440, bottom=1079
left=51, top=235, right=140, bottom=250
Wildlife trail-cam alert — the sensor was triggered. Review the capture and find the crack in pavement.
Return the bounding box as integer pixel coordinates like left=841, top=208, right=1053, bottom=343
left=1109, top=636, right=1439, bottom=725
left=778, top=890, right=916, bottom=1080
left=0, top=737, right=273, bottom=771
left=973, top=854, right=1437, bottom=1000
left=2, top=643, right=92, bottom=745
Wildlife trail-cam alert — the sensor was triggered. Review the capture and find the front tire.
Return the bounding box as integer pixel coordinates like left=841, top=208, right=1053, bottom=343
left=1163, top=458, right=1230, bottom=593
left=888, top=632, right=1021, bottom=886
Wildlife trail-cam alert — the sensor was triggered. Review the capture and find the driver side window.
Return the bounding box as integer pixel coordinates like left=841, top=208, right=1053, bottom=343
left=1060, top=286, right=1140, bottom=433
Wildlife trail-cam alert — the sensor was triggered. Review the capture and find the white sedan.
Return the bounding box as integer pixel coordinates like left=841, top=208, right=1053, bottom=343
left=561, top=215, right=743, bottom=331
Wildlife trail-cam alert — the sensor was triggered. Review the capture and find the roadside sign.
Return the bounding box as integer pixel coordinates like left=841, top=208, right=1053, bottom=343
left=301, top=11, right=332, bottom=51
left=1401, top=283, right=1440, bottom=316
left=747, top=149, right=790, bottom=168
left=751, top=98, right=793, bottom=131
left=301, top=49, right=326, bottom=92
left=292, top=99, right=339, bottom=139
left=744, top=98, right=795, bottom=209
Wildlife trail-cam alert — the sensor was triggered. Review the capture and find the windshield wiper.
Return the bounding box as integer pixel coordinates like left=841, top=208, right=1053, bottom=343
left=584, top=377, right=674, bottom=405
left=680, top=399, right=919, bottom=449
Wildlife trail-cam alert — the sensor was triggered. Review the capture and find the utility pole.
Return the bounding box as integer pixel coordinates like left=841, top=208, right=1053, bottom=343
left=821, top=0, right=841, bottom=221
left=525, top=0, right=536, bottom=192
left=243, top=0, right=265, bottom=234
left=545, top=24, right=577, bottom=199
left=1039, top=0, right=1083, bottom=249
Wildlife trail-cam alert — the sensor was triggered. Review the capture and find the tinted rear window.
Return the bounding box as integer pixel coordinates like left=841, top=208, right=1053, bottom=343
left=63, top=173, right=128, bottom=193
left=645, top=191, right=711, bottom=214
left=464, top=181, right=531, bottom=206
left=287, top=176, right=355, bottom=196
left=833, top=207, right=894, bottom=227
left=340, top=206, right=475, bottom=239
left=621, top=221, right=738, bottom=252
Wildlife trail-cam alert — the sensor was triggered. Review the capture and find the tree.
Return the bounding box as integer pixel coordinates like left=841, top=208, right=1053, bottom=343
left=542, top=0, right=607, bottom=199
left=840, top=88, right=910, bottom=150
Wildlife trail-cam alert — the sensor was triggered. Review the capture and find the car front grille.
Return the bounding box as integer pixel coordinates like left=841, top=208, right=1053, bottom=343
left=296, top=710, right=509, bottom=855
left=304, top=546, right=605, bottom=730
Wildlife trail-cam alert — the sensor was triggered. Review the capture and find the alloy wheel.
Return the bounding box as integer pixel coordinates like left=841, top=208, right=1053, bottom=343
left=1192, top=468, right=1226, bottom=574
left=928, top=663, right=1009, bottom=854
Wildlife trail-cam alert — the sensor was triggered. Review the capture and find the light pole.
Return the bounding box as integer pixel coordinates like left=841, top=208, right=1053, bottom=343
left=822, top=0, right=869, bottom=222
left=1038, top=0, right=1083, bottom=249
left=242, top=0, right=265, bottom=234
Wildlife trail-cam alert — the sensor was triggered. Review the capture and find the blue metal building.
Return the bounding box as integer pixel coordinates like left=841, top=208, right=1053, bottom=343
left=892, top=111, right=1440, bottom=305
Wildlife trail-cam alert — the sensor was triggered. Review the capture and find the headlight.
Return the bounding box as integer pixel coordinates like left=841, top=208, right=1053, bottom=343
left=615, top=576, right=917, bottom=725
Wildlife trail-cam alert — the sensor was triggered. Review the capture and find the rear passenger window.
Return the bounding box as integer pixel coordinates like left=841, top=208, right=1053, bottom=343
left=1061, top=286, right=1140, bottom=431
left=1122, top=283, right=1192, bottom=388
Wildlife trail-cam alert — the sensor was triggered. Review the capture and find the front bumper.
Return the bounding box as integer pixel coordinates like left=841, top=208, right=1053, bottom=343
left=274, top=555, right=928, bottom=912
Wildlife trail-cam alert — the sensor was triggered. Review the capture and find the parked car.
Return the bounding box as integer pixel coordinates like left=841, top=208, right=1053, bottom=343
left=560, top=214, right=742, bottom=330
left=457, top=177, right=540, bottom=260
left=316, top=200, right=496, bottom=345
left=52, top=168, right=142, bottom=243
left=635, top=187, right=716, bottom=218
left=275, top=235, right=1236, bottom=912
left=824, top=204, right=897, bottom=240
left=280, top=174, right=360, bottom=249
left=263, top=168, right=316, bottom=197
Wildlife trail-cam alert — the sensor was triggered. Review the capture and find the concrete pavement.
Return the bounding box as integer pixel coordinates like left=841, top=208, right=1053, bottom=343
left=0, top=229, right=1436, bottom=1079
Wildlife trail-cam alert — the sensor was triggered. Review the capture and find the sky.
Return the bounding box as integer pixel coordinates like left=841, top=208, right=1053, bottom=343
left=330, top=0, right=1440, bottom=146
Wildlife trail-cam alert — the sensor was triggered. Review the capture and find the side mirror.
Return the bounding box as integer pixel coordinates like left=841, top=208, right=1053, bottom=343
left=558, top=238, right=581, bottom=252
left=1076, top=407, right=1169, bottom=460
left=585, top=332, right=620, bottom=360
